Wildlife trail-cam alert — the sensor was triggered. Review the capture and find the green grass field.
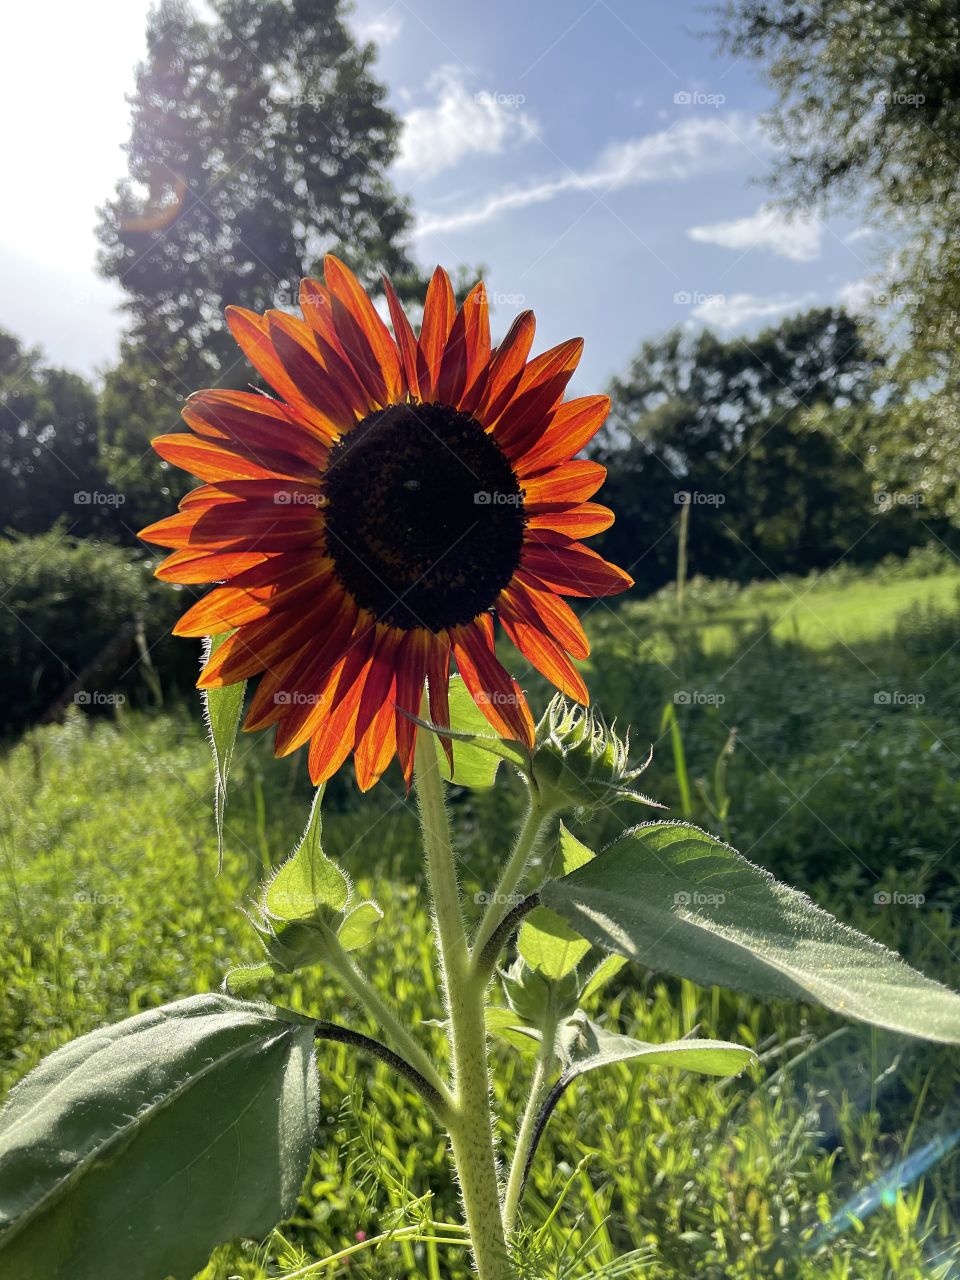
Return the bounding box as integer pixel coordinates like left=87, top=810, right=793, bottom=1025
left=5, top=557, right=960, bottom=1278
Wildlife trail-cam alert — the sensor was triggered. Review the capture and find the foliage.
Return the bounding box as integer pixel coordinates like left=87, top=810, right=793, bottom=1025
left=594, top=310, right=922, bottom=593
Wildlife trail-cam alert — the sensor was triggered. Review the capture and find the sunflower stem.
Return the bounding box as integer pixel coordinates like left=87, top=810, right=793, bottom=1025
left=471, top=797, right=552, bottom=978
left=319, top=922, right=450, bottom=1104
left=415, top=703, right=515, bottom=1280
left=502, top=1007, right=559, bottom=1233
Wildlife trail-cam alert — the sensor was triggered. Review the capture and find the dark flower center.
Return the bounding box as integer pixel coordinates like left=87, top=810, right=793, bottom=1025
left=323, top=401, right=526, bottom=632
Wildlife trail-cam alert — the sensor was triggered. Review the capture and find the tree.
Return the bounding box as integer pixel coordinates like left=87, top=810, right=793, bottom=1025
left=715, top=0, right=960, bottom=388
left=96, top=0, right=425, bottom=528
left=0, top=329, right=119, bottom=538
left=595, top=309, right=905, bottom=591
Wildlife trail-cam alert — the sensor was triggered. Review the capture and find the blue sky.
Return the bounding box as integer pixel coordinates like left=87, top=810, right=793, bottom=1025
left=1, top=0, right=882, bottom=391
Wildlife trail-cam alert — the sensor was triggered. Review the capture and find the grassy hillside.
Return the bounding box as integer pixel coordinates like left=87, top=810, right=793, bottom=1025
left=4, top=556, right=960, bottom=1278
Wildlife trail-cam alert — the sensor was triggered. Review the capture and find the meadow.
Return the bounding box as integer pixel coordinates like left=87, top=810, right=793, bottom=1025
left=4, top=552, right=960, bottom=1279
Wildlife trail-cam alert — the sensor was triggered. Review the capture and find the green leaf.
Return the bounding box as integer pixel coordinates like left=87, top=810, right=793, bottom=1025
left=265, top=787, right=349, bottom=921
left=337, top=900, right=383, bottom=951
left=519, top=906, right=591, bottom=980
left=416, top=676, right=529, bottom=789
left=579, top=953, right=628, bottom=1003
left=561, top=1013, right=755, bottom=1080
left=553, top=822, right=596, bottom=875
left=485, top=1006, right=542, bottom=1054
left=202, top=632, right=246, bottom=868
left=542, top=821, right=960, bottom=1044
left=0, top=994, right=319, bottom=1280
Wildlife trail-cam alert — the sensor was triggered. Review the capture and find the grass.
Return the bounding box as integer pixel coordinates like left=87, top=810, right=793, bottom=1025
left=5, top=554, right=960, bottom=1278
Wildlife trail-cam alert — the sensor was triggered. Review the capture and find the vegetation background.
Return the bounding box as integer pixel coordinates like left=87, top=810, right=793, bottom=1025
left=2, top=0, right=960, bottom=1275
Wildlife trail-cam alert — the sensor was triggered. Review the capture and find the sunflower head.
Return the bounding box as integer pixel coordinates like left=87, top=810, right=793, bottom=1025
left=141, top=257, right=633, bottom=791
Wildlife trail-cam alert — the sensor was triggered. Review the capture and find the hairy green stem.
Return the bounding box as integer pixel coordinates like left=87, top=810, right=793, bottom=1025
left=503, top=1009, right=559, bottom=1232
left=472, top=798, right=552, bottom=972
left=319, top=922, right=449, bottom=1103
left=415, top=712, right=515, bottom=1280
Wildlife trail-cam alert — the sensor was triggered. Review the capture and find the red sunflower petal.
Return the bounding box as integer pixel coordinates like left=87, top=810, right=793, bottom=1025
left=382, top=274, right=421, bottom=399
left=426, top=635, right=454, bottom=770
left=324, top=254, right=402, bottom=405
left=435, top=281, right=490, bottom=408
left=354, top=683, right=399, bottom=791
left=528, top=502, right=615, bottom=538
left=393, top=629, right=430, bottom=786
left=522, top=459, right=607, bottom=508
left=266, top=312, right=360, bottom=428
left=307, top=623, right=379, bottom=784
left=173, top=554, right=333, bottom=637
left=154, top=548, right=270, bottom=584
left=154, top=431, right=315, bottom=486
left=514, top=395, right=610, bottom=477
left=474, top=311, right=536, bottom=426
left=451, top=615, right=535, bottom=748
left=521, top=538, right=634, bottom=598
left=498, top=593, right=588, bottom=704
left=506, top=572, right=590, bottom=659
left=298, top=279, right=377, bottom=415
left=182, top=388, right=331, bottom=468
left=225, top=306, right=338, bottom=441
left=417, top=266, right=456, bottom=400
left=491, top=338, right=584, bottom=461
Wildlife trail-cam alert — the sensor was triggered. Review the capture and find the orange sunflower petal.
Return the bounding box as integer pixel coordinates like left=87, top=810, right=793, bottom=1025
left=514, top=395, right=610, bottom=477
left=498, top=595, right=589, bottom=704
left=528, top=502, right=615, bottom=538
left=451, top=615, right=535, bottom=748
left=505, top=572, right=590, bottom=660
left=491, top=337, right=584, bottom=461
left=173, top=554, right=333, bottom=636
left=417, top=266, right=456, bottom=400
left=393, top=629, right=431, bottom=786
left=426, top=635, right=454, bottom=770
left=474, top=311, right=536, bottom=426
left=522, top=459, right=607, bottom=508
left=324, top=253, right=402, bottom=405
left=154, top=547, right=270, bottom=584
left=436, top=281, right=490, bottom=408
left=382, top=274, right=421, bottom=399
left=522, top=537, right=634, bottom=598
left=181, top=389, right=330, bottom=469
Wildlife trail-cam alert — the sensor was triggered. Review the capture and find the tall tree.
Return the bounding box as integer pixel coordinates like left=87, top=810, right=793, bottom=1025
left=715, top=0, right=960, bottom=388
left=595, top=310, right=906, bottom=590
left=96, top=0, right=424, bottom=529
left=0, top=329, right=115, bottom=538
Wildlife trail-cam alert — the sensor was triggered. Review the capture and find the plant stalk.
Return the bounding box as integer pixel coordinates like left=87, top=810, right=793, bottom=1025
left=503, top=1009, right=558, bottom=1232
left=472, top=797, right=551, bottom=972
left=415, top=710, right=515, bottom=1280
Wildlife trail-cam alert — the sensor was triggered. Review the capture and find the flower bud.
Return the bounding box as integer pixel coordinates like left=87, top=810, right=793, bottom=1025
left=530, top=695, right=662, bottom=814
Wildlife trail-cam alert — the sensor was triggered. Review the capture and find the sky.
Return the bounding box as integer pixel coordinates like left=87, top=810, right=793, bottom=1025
left=0, top=0, right=882, bottom=391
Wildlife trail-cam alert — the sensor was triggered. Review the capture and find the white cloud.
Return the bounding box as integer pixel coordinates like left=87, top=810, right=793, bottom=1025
left=691, top=291, right=816, bottom=330
left=354, top=11, right=404, bottom=46
left=415, top=112, right=768, bottom=236
left=836, top=278, right=874, bottom=313
left=846, top=226, right=876, bottom=244
left=395, top=67, right=535, bottom=177
left=687, top=202, right=822, bottom=262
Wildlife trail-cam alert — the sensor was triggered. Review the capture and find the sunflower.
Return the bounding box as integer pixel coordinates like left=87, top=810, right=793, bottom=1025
left=140, top=258, right=633, bottom=790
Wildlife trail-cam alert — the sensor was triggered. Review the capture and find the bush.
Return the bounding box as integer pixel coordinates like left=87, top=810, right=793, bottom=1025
left=0, top=529, right=179, bottom=731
